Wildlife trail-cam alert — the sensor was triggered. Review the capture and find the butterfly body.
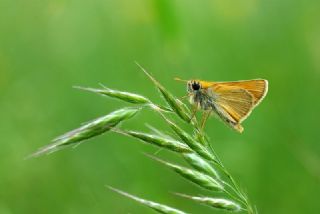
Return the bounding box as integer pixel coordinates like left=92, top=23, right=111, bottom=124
left=183, top=79, right=268, bottom=133
left=188, top=84, right=217, bottom=110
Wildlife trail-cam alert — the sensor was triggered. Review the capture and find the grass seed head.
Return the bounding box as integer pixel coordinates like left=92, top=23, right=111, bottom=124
left=74, top=86, right=150, bottom=104
left=158, top=113, right=216, bottom=162
left=146, top=154, right=223, bottom=192
left=135, top=62, right=191, bottom=123
left=175, top=193, right=241, bottom=212
left=108, top=186, right=187, bottom=214
left=29, top=107, right=140, bottom=158
left=115, top=129, right=192, bottom=153
left=182, top=153, right=220, bottom=179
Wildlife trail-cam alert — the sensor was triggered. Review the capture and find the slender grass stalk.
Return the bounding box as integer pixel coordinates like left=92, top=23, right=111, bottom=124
left=32, top=63, right=257, bottom=213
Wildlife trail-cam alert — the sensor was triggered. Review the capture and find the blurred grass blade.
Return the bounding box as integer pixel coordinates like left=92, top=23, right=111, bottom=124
left=74, top=86, right=150, bottom=104
left=114, top=129, right=192, bottom=153
left=157, top=112, right=216, bottom=162
left=146, top=154, right=223, bottom=191
left=182, top=153, right=220, bottom=179
left=107, top=186, right=187, bottom=214
left=135, top=62, right=191, bottom=122
left=175, top=193, right=241, bottom=212
left=29, top=107, right=140, bottom=158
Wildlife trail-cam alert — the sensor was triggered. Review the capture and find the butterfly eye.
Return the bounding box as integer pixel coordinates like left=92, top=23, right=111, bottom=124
left=192, top=82, right=200, bottom=91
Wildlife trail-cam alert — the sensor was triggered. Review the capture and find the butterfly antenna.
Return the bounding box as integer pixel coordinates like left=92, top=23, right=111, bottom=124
left=174, top=77, right=189, bottom=83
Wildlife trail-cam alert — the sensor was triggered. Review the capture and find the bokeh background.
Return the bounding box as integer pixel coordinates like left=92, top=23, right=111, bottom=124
left=1, top=0, right=320, bottom=213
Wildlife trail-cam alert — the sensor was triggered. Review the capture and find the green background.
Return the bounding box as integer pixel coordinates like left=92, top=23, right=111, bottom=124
left=1, top=0, right=320, bottom=213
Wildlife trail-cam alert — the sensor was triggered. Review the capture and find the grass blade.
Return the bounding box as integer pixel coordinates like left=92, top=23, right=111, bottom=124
left=175, top=193, right=241, bottom=212
left=107, top=186, right=187, bottom=214
left=146, top=154, right=223, bottom=192
left=114, top=129, right=192, bottom=153
left=29, top=107, right=140, bottom=158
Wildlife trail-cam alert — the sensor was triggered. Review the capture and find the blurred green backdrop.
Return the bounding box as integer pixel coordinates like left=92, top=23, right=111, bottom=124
left=1, top=0, right=320, bottom=213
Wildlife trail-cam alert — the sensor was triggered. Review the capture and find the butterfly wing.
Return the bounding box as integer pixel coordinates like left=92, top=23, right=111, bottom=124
left=199, top=79, right=268, bottom=132
left=209, top=79, right=268, bottom=105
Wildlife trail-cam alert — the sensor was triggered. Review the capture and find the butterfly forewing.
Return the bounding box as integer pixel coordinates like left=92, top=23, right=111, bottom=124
left=211, top=80, right=268, bottom=105
left=198, top=79, right=268, bottom=132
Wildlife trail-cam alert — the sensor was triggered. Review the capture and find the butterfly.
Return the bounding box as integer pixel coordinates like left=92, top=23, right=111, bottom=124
left=175, top=78, right=268, bottom=133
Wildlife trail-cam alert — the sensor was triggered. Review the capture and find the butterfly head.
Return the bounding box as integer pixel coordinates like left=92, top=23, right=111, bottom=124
left=174, top=77, right=202, bottom=95
left=187, top=80, right=201, bottom=93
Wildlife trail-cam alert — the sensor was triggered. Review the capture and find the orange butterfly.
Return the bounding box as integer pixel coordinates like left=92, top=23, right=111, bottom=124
left=175, top=78, right=268, bottom=133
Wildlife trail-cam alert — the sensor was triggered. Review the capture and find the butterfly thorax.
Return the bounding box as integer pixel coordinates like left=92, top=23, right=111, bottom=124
left=188, top=87, right=216, bottom=111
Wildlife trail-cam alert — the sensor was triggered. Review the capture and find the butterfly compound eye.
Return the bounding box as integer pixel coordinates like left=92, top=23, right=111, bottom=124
left=192, top=82, right=200, bottom=91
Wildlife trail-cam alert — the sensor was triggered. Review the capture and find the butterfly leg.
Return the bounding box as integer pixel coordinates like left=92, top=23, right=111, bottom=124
left=189, top=104, right=199, bottom=123
left=180, top=93, right=192, bottom=101
left=180, top=95, right=189, bottom=100
left=200, top=110, right=212, bottom=130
